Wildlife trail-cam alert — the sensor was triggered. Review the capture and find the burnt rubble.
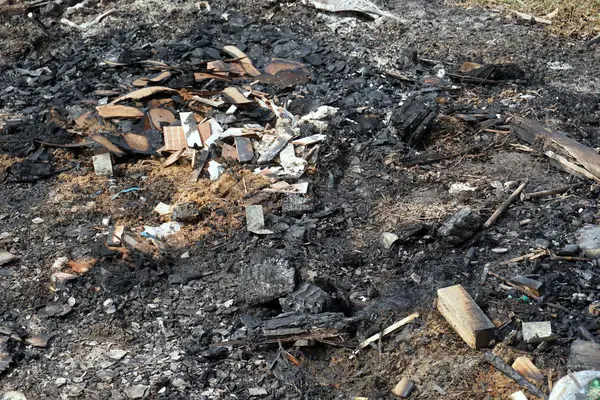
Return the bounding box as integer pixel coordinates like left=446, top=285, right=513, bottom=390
left=2, top=0, right=600, bottom=399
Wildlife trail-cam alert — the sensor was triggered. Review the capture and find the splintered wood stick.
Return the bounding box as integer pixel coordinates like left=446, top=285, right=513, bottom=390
left=522, top=184, right=574, bottom=200
left=484, top=352, right=548, bottom=400
left=484, top=180, right=528, bottom=229
left=353, top=312, right=419, bottom=355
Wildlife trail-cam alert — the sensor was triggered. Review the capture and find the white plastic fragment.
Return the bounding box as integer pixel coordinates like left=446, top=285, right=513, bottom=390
left=153, top=202, right=172, bottom=216
left=32, top=217, right=44, bottom=224
left=278, top=144, right=307, bottom=179
left=292, top=134, right=327, bottom=146
left=208, top=160, right=224, bottom=181
left=381, top=232, right=399, bottom=249
left=142, top=222, right=181, bottom=239
left=300, top=106, right=339, bottom=122
left=180, top=112, right=203, bottom=148
left=449, top=182, right=477, bottom=194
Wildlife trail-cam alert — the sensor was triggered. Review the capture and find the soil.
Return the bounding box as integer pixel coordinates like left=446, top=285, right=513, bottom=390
left=1, top=0, right=600, bottom=399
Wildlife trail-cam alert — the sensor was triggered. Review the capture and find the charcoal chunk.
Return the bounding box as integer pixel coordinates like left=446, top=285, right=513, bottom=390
left=279, top=282, right=332, bottom=314
left=437, top=207, right=482, bottom=245
left=240, top=258, right=295, bottom=304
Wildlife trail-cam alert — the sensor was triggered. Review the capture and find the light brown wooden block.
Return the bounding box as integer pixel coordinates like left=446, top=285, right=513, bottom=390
left=512, top=356, right=544, bottom=382
left=437, top=284, right=495, bottom=349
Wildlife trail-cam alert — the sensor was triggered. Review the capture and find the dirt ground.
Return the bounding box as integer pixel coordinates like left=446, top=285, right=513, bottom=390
left=1, top=0, right=600, bottom=399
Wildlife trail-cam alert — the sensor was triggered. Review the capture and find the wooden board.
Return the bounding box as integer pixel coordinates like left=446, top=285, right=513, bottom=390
left=96, top=105, right=144, bottom=119
left=235, top=137, right=254, bottom=163
left=512, top=117, right=600, bottom=182
left=437, top=284, right=495, bottom=349
left=568, top=340, right=600, bottom=371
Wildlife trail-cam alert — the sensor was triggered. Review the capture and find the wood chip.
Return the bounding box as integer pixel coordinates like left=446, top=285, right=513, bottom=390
left=292, top=134, right=327, bottom=146
left=89, top=135, right=125, bottom=156
left=163, top=147, right=186, bottom=167
left=355, top=313, right=419, bottom=353
left=222, top=45, right=261, bottom=76
left=96, top=105, right=144, bottom=119
left=122, top=133, right=150, bottom=153
left=222, top=87, right=253, bottom=105
left=221, top=143, right=238, bottom=160
left=392, top=377, right=414, bottom=398
left=263, top=181, right=309, bottom=194
left=437, top=284, right=495, bottom=349
left=132, top=78, right=149, bottom=87
left=148, top=108, right=176, bottom=130
left=508, top=275, right=544, bottom=299
left=512, top=356, right=544, bottom=382
left=110, top=86, right=176, bottom=104
left=194, top=72, right=232, bottom=82
left=264, top=58, right=309, bottom=75
left=147, top=71, right=172, bottom=83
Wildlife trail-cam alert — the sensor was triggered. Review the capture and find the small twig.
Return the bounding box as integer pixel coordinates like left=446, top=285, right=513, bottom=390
left=498, top=250, right=548, bottom=266
left=484, top=180, right=528, bottom=228
left=522, top=184, right=575, bottom=200
left=587, top=33, right=600, bottom=47
left=483, top=352, right=548, bottom=400
left=548, top=251, right=591, bottom=262
left=351, top=312, right=419, bottom=357
left=446, top=72, right=503, bottom=86
left=577, top=326, right=598, bottom=343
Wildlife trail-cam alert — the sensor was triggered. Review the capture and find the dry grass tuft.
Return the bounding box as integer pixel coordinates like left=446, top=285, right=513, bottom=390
left=456, top=0, right=600, bottom=37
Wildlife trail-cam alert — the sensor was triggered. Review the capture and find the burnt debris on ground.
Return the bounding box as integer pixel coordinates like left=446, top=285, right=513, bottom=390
left=2, top=0, right=600, bottom=399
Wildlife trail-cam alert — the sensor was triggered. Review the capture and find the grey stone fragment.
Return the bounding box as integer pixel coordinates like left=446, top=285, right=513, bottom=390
left=381, top=232, right=399, bottom=249
left=64, top=384, right=85, bottom=398
left=522, top=321, right=553, bottom=343
left=282, top=195, right=314, bottom=216
left=248, top=387, right=268, bottom=396
left=124, top=385, right=149, bottom=399
left=576, top=225, right=600, bottom=257
left=557, top=244, right=580, bottom=256
left=279, top=282, right=332, bottom=314
left=534, top=238, right=550, bottom=249
left=1, top=392, right=27, bottom=400
left=437, top=207, right=482, bottom=245
left=240, top=258, right=295, bottom=304
left=171, top=202, right=201, bottom=223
